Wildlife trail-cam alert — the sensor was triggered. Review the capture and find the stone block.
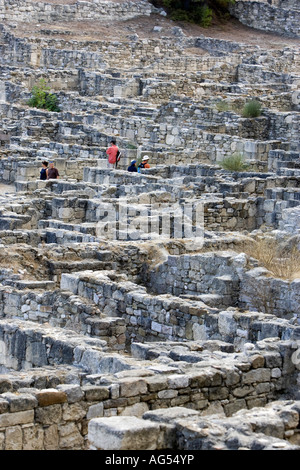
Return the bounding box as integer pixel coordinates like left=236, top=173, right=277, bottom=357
left=2, top=392, right=37, bottom=412
left=62, top=403, right=86, bottom=422
left=0, top=410, right=34, bottom=427
left=88, top=416, right=161, bottom=450
left=83, top=385, right=110, bottom=401
left=4, top=425, right=23, bottom=450
left=35, top=404, right=62, bottom=425
left=35, top=389, right=68, bottom=407
left=22, top=424, right=44, bottom=450
left=87, top=403, right=104, bottom=419
left=242, top=368, right=271, bottom=385
left=56, top=384, right=84, bottom=403
left=119, top=378, right=147, bottom=397
left=167, top=374, right=190, bottom=389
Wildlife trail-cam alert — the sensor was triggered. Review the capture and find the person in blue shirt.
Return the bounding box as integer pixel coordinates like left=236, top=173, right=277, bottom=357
left=127, top=160, right=137, bottom=172
left=40, top=161, right=48, bottom=180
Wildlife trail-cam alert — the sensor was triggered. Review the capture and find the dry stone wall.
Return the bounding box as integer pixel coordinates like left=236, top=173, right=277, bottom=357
left=0, top=317, right=299, bottom=450
left=0, top=0, right=300, bottom=452
left=0, top=0, right=154, bottom=23
left=230, top=0, right=300, bottom=38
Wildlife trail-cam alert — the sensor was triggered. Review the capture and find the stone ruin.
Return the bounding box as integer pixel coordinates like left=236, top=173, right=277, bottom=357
left=0, top=0, right=299, bottom=451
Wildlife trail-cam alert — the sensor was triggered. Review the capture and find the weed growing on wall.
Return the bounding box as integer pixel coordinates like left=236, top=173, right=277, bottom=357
left=220, top=153, right=249, bottom=171
left=242, top=99, right=262, bottom=118
left=28, top=78, right=60, bottom=112
left=239, top=236, right=300, bottom=280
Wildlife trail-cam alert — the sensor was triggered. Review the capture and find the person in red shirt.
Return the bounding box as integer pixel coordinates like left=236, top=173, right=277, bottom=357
left=106, top=139, right=119, bottom=169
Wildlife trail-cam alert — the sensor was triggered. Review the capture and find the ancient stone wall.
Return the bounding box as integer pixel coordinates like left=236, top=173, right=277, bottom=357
left=0, top=317, right=298, bottom=450
left=230, top=0, right=300, bottom=38
left=0, top=0, right=154, bottom=23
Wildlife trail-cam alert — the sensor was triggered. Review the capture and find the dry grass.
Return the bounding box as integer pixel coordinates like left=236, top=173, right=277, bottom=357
left=237, top=236, right=300, bottom=281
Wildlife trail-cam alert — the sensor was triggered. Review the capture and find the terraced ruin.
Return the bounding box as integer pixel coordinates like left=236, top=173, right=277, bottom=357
left=0, top=0, right=300, bottom=451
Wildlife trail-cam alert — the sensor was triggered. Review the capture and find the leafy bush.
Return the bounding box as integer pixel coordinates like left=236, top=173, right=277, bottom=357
left=220, top=153, right=249, bottom=171
left=28, top=79, right=60, bottom=112
left=242, top=99, right=262, bottom=118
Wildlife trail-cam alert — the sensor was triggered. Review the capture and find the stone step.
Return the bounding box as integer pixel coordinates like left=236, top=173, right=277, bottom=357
left=265, top=187, right=300, bottom=201
left=47, top=259, right=114, bottom=276
left=43, top=227, right=100, bottom=245
left=0, top=214, right=32, bottom=230
left=276, top=161, right=300, bottom=169
left=84, top=316, right=126, bottom=351
left=180, top=293, right=224, bottom=308
left=40, top=219, right=98, bottom=235
left=3, top=279, right=56, bottom=290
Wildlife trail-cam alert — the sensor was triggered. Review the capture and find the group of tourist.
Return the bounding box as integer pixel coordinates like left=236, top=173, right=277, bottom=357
left=106, top=139, right=151, bottom=172
left=39, top=139, right=150, bottom=181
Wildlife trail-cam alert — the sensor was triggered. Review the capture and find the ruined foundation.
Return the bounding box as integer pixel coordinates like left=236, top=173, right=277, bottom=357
left=0, top=0, right=299, bottom=451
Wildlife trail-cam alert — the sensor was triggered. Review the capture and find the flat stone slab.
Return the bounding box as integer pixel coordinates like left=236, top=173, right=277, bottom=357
left=88, top=416, right=161, bottom=450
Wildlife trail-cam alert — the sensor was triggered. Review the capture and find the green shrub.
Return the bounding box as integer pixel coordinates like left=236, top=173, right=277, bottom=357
left=28, top=79, right=60, bottom=112
left=242, top=99, right=262, bottom=118
left=170, top=8, right=190, bottom=21
left=220, top=153, right=249, bottom=171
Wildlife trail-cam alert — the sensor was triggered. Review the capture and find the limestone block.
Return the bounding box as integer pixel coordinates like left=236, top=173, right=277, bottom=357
left=82, top=385, right=110, bottom=401
left=35, top=404, right=62, bottom=425
left=58, top=422, right=84, bottom=450
left=87, top=403, right=104, bottom=420
left=62, top=403, right=86, bottom=422
left=0, top=410, right=34, bottom=427
left=88, top=416, right=161, bottom=450
left=44, top=424, right=59, bottom=451
left=58, top=208, right=74, bottom=219
left=242, top=368, right=271, bottom=384
left=2, top=392, right=37, bottom=412
left=119, top=402, right=149, bottom=418
left=56, top=384, right=84, bottom=404
left=158, top=389, right=178, bottom=399
left=119, top=378, right=147, bottom=397
left=167, top=374, right=189, bottom=389
left=4, top=425, right=23, bottom=450
left=22, top=424, right=44, bottom=450
left=218, top=311, right=237, bottom=336
left=60, top=273, right=79, bottom=294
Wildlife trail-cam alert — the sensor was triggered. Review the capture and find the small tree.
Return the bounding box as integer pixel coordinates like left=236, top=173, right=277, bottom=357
left=28, top=79, right=60, bottom=112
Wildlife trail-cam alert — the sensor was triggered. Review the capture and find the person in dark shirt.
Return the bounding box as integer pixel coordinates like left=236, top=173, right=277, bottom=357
left=40, top=161, right=48, bottom=180
left=127, top=160, right=137, bottom=172
left=47, top=162, right=59, bottom=179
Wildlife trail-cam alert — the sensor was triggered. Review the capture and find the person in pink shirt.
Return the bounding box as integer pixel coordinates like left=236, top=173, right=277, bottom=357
left=106, top=139, right=119, bottom=169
